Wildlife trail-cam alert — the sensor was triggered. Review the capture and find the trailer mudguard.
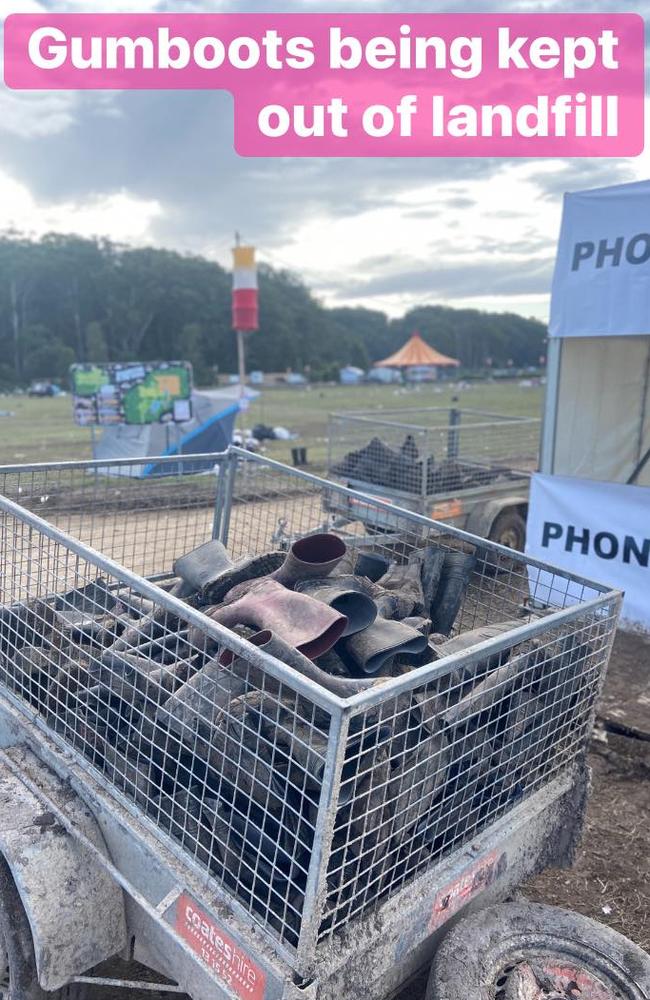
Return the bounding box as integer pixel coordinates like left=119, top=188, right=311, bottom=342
left=464, top=495, right=528, bottom=541
left=0, top=747, right=127, bottom=991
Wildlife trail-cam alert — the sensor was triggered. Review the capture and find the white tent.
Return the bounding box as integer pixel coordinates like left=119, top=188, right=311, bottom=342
left=526, top=179, right=650, bottom=630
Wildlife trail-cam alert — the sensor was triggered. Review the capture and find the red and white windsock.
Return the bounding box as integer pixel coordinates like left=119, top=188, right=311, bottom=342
left=232, top=244, right=258, bottom=332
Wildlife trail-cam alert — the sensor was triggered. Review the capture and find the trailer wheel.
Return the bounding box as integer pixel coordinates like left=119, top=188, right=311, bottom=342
left=0, top=859, right=88, bottom=999
left=488, top=509, right=527, bottom=551
left=427, top=902, right=650, bottom=1000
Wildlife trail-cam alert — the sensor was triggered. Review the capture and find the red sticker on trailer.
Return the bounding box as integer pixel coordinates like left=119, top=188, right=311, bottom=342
left=176, top=893, right=267, bottom=1000
left=429, top=850, right=506, bottom=931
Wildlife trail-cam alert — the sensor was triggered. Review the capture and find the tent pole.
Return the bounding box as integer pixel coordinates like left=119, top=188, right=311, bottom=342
left=635, top=341, right=650, bottom=467
left=540, top=338, right=561, bottom=475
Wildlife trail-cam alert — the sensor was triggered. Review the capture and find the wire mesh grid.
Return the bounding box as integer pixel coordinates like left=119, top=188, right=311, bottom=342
left=0, top=456, right=222, bottom=580
left=0, top=497, right=331, bottom=958
left=328, top=408, right=540, bottom=499
left=319, top=611, right=614, bottom=938
left=0, top=448, right=619, bottom=971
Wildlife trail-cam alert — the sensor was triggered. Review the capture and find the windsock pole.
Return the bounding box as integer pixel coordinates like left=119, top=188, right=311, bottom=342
left=232, top=237, right=259, bottom=428
left=236, top=329, right=246, bottom=403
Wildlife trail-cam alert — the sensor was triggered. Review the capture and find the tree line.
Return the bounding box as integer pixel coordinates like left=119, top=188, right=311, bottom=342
left=0, top=232, right=547, bottom=388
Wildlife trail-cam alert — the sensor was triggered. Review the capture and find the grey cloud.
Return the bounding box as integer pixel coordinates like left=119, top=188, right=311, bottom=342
left=0, top=82, right=500, bottom=255
left=356, top=253, right=395, bottom=268
left=535, top=161, right=640, bottom=201
left=0, top=89, right=79, bottom=137
left=331, top=255, right=554, bottom=300
left=402, top=195, right=475, bottom=217
left=0, top=0, right=643, bottom=319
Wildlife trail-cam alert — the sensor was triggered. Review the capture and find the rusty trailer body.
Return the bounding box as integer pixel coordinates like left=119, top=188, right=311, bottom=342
left=0, top=448, right=619, bottom=998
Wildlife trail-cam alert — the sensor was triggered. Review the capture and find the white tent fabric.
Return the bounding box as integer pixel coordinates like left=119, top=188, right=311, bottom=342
left=550, top=178, right=650, bottom=339
left=528, top=179, right=650, bottom=630
left=553, top=336, right=650, bottom=486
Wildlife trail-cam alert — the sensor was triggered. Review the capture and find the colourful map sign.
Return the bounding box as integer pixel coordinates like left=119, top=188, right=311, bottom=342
left=70, top=362, right=193, bottom=426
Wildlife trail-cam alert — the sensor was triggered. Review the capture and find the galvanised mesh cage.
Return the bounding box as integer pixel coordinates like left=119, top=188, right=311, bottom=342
left=0, top=448, right=619, bottom=975
left=328, top=408, right=540, bottom=500
left=0, top=455, right=220, bottom=581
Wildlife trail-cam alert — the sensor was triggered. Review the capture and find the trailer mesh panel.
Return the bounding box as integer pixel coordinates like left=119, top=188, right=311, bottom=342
left=0, top=451, right=618, bottom=967
left=328, top=408, right=540, bottom=499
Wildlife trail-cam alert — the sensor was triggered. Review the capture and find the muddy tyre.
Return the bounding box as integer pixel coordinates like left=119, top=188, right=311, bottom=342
left=427, top=902, right=650, bottom=1000
left=488, top=509, right=527, bottom=552
left=0, top=859, right=88, bottom=999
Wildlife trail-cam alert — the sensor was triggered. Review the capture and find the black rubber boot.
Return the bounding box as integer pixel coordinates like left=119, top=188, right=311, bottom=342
left=420, top=546, right=446, bottom=614
left=213, top=534, right=347, bottom=604
left=354, top=437, right=400, bottom=484
left=202, top=550, right=286, bottom=605
left=354, top=552, right=389, bottom=582
left=157, top=656, right=249, bottom=740
left=294, top=575, right=377, bottom=636
left=173, top=538, right=234, bottom=594
left=337, top=617, right=428, bottom=676
left=430, top=551, right=477, bottom=635
left=376, top=553, right=426, bottom=616
left=231, top=629, right=385, bottom=696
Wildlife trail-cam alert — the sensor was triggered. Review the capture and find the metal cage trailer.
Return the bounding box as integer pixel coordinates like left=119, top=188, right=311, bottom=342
left=327, top=407, right=541, bottom=548
left=0, top=449, right=623, bottom=999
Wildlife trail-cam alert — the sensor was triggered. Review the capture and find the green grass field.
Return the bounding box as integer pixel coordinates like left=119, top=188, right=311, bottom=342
left=246, top=380, right=543, bottom=467
left=0, top=380, right=543, bottom=468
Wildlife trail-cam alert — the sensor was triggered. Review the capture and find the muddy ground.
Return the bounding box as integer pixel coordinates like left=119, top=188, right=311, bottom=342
left=525, top=735, right=650, bottom=950
left=524, top=630, right=650, bottom=953
left=84, top=631, right=650, bottom=998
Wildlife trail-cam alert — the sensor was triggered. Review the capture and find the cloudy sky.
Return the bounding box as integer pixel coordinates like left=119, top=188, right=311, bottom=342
left=1, top=0, right=648, bottom=321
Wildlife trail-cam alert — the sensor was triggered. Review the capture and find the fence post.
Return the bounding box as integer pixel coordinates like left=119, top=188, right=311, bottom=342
left=217, top=451, right=237, bottom=547
left=211, top=455, right=227, bottom=540
left=447, top=404, right=461, bottom=460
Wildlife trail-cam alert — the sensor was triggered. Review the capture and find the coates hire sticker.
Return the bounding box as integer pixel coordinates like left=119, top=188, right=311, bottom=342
left=176, top=894, right=266, bottom=1000
left=429, top=850, right=506, bottom=931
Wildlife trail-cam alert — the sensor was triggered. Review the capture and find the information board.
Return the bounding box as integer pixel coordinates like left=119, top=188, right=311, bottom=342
left=70, top=362, right=193, bottom=426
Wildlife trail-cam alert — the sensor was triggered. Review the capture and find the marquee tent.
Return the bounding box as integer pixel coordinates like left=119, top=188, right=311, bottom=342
left=375, top=332, right=460, bottom=369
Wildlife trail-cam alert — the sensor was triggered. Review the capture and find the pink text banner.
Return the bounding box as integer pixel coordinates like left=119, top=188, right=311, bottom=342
left=3, top=12, right=645, bottom=157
